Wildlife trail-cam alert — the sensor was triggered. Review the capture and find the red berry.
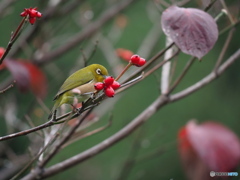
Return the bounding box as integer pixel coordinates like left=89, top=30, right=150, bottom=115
left=111, top=81, right=121, bottom=90
left=130, top=54, right=140, bottom=64
left=137, top=58, right=146, bottom=67
left=35, top=12, right=42, bottom=18
left=104, top=86, right=115, bottom=97
left=20, top=10, right=28, bottom=17
left=94, top=82, right=105, bottom=90
left=29, top=9, right=42, bottom=18
left=20, top=7, right=42, bottom=24
left=29, top=17, right=36, bottom=25
left=29, top=9, right=36, bottom=16
left=104, top=76, right=114, bottom=86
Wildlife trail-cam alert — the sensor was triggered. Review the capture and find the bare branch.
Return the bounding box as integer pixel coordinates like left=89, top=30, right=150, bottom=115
left=121, top=42, right=175, bottom=84
left=37, top=109, right=94, bottom=169
left=0, top=80, right=16, bottom=94
left=34, top=0, right=136, bottom=65
left=0, top=120, right=54, bottom=141
left=219, top=18, right=240, bottom=35
left=220, top=0, right=235, bottom=24
left=62, top=118, right=112, bottom=148
left=0, top=17, right=27, bottom=65
left=214, top=28, right=235, bottom=71
left=144, top=49, right=180, bottom=78
left=21, top=48, right=240, bottom=180
left=161, top=36, right=174, bottom=94
left=167, top=56, right=195, bottom=94
left=0, top=0, right=16, bottom=17
left=170, top=48, right=240, bottom=102
left=22, top=95, right=169, bottom=180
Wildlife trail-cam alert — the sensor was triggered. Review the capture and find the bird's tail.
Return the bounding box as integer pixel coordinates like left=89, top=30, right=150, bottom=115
left=48, top=100, right=60, bottom=120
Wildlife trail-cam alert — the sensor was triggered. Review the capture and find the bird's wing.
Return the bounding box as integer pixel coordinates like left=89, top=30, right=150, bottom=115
left=54, top=69, right=94, bottom=100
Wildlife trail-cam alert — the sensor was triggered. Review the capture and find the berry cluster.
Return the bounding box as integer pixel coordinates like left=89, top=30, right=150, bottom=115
left=130, top=54, right=146, bottom=67
left=20, top=7, right=42, bottom=25
left=94, top=76, right=121, bottom=97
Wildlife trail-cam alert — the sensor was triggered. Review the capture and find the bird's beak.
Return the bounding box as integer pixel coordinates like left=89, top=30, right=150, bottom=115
left=102, top=75, right=108, bottom=79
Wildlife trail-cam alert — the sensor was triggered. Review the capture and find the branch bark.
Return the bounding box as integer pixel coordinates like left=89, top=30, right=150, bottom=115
left=22, top=48, right=240, bottom=180
left=34, top=0, right=136, bottom=65
left=170, top=48, right=240, bottom=102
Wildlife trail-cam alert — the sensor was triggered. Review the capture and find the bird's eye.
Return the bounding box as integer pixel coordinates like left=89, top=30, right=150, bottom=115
left=96, top=68, right=101, bottom=75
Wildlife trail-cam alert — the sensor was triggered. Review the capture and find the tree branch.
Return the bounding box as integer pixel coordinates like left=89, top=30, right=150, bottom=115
left=21, top=48, right=240, bottom=180
left=22, top=95, right=169, bottom=180
left=170, top=48, right=240, bottom=102
left=0, top=0, right=16, bottom=17
left=34, top=0, right=136, bottom=65
left=0, top=80, right=16, bottom=94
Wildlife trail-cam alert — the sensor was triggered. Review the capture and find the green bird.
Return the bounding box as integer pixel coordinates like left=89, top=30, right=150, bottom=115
left=49, top=64, right=108, bottom=119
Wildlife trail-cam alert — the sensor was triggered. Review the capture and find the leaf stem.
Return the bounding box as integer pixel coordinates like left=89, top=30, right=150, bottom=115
left=0, top=16, right=27, bottom=65
left=115, top=62, right=132, bottom=81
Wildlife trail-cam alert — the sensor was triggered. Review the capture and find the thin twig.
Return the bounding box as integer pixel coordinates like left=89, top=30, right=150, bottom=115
left=11, top=132, right=60, bottom=180
left=164, top=7, right=226, bottom=95
left=0, top=80, right=16, bottom=94
left=214, top=28, right=235, bottom=71
left=135, top=140, right=176, bottom=163
left=80, top=48, right=88, bottom=66
left=115, top=62, right=132, bottom=81
left=116, top=73, right=144, bottom=94
left=57, top=0, right=84, bottom=16
left=170, top=49, right=240, bottom=102
left=34, top=0, right=136, bottom=65
left=121, top=42, right=175, bottom=84
left=7, top=4, right=61, bottom=58
left=24, top=115, right=43, bottom=138
left=0, top=0, right=16, bottom=17
left=62, top=118, right=112, bottom=148
left=0, top=45, right=171, bottom=142
left=116, top=129, right=143, bottom=180
left=167, top=56, right=195, bottom=94
left=0, top=97, right=99, bottom=142
left=144, top=49, right=180, bottom=78
left=21, top=48, right=240, bottom=180
left=204, top=0, right=217, bottom=12
left=0, top=17, right=27, bottom=65
left=219, top=18, right=240, bottom=35
left=87, top=40, right=99, bottom=64
left=0, top=121, right=54, bottom=141
left=220, top=0, right=235, bottom=24
left=38, top=108, right=94, bottom=168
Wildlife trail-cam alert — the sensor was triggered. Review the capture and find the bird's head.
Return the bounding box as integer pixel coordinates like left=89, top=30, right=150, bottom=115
left=89, top=64, right=109, bottom=82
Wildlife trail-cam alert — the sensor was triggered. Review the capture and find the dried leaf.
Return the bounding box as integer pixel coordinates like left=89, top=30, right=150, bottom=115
left=161, top=6, right=218, bottom=59
left=21, top=62, right=47, bottom=99
left=4, top=60, right=48, bottom=98
left=187, top=121, right=240, bottom=172
left=178, top=120, right=240, bottom=177
left=4, top=60, right=30, bottom=92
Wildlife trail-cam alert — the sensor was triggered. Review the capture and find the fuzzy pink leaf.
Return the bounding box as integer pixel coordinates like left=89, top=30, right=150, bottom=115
left=4, top=60, right=47, bottom=98
left=186, top=120, right=240, bottom=172
left=4, top=60, right=30, bottom=92
left=161, top=6, right=218, bottom=59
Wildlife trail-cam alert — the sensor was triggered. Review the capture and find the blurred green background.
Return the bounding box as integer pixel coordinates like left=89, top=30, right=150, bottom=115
left=0, top=0, right=239, bottom=179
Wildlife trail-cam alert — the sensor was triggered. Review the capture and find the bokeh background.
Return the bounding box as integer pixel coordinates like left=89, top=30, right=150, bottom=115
left=0, top=0, right=239, bottom=179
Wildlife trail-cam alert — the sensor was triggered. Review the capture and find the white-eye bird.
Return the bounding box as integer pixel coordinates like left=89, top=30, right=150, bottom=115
left=48, top=64, right=108, bottom=119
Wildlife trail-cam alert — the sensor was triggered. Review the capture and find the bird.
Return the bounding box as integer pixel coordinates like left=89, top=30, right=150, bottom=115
left=48, top=64, right=109, bottom=119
